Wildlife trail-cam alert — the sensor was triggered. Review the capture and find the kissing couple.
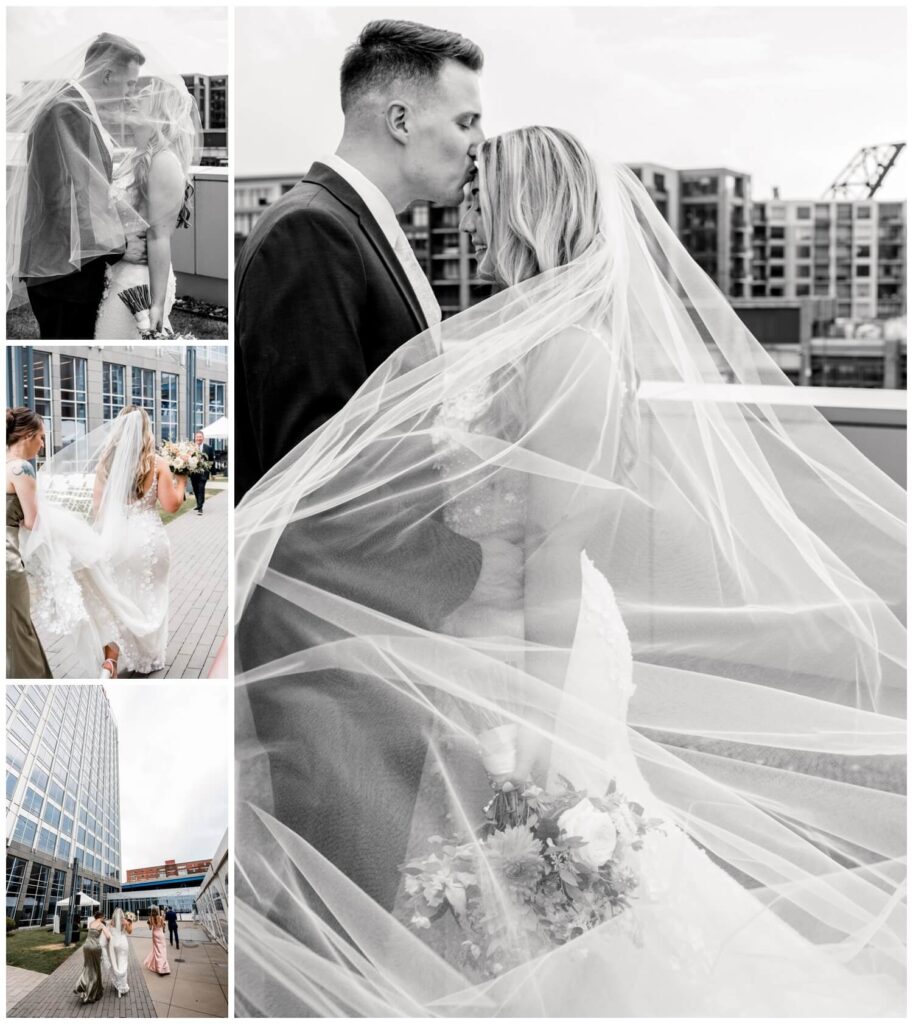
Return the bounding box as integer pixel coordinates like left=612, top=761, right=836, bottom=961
left=7, top=32, right=200, bottom=339
left=234, top=18, right=905, bottom=1018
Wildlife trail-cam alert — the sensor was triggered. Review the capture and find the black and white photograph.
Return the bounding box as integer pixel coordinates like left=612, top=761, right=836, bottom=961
left=233, top=6, right=906, bottom=1018
left=6, top=6, right=229, bottom=341
left=6, top=345, right=229, bottom=679
left=6, top=683, right=229, bottom=1018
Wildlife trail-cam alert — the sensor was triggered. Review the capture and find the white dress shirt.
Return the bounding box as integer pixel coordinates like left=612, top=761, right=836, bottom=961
left=321, top=153, right=442, bottom=329
left=69, top=80, right=119, bottom=160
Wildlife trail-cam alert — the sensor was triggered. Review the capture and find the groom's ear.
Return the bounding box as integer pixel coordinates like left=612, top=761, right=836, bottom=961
left=384, top=101, right=410, bottom=146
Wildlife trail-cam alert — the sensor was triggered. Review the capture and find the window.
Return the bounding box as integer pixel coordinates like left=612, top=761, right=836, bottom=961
left=411, top=205, right=429, bottom=228
left=796, top=206, right=811, bottom=220
left=9, top=717, right=34, bottom=750
left=856, top=205, right=872, bottom=220
left=769, top=265, right=784, bottom=278
left=78, top=826, right=86, bottom=845
left=42, top=804, right=61, bottom=828
left=131, top=367, right=156, bottom=427
left=102, top=363, right=126, bottom=421
left=7, top=856, right=27, bottom=902
left=796, top=283, right=811, bottom=297
left=6, top=741, right=26, bottom=772
left=769, top=245, right=785, bottom=259
left=770, top=227, right=785, bottom=240
left=23, top=351, right=53, bottom=462
left=37, top=827, right=57, bottom=854
left=856, top=265, right=871, bottom=278
left=30, top=764, right=49, bottom=790
left=6, top=771, right=19, bottom=800
left=21, top=862, right=49, bottom=926
left=194, top=378, right=206, bottom=434
left=12, top=816, right=37, bottom=846
left=856, top=283, right=871, bottom=297
left=59, top=355, right=88, bottom=448
left=22, top=787, right=43, bottom=815
left=61, top=814, right=74, bottom=836
left=797, top=245, right=811, bottom=259
left=796, top=264, right=811, bottom=279
left=654, top=172, right=666, bottom=192
left=161, top=372, right=179, bottom=443
left=856, top=245, right=871, bottom=259
left=208, top=381, right=226, bottom=455
left=769, top=286, right=784, bottom=297
left=48, top=780, right=65, bottom=804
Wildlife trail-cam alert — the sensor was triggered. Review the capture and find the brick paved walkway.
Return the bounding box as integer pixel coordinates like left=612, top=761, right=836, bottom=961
left=37, top=487, right=228, bottom=680
left=8, top=933, right=156, bottom=1017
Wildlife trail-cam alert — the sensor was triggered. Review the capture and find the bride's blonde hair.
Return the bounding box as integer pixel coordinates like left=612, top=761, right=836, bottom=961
left=129, top=78, right=196, bottom=228
left=99, top=406, right=156, bottom=500
left=475, top=126, right=606, bottom=288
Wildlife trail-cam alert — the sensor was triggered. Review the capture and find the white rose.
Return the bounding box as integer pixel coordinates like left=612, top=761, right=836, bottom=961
left=557, top=798, right=618, bottom=870
left=478, top=724, right=517, bottom=777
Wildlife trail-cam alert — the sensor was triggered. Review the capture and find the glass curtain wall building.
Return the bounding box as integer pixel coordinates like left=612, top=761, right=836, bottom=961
left=194, top=830, right=228, bottom=949
left=6, top=685, right=121, bottom=926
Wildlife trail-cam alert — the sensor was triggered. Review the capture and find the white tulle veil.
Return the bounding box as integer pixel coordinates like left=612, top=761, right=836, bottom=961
left=21, top=407, right=163, bottom=676
left=234, top=144, right=905, bottom=1016
left=6, top=34, right=202, bottom=309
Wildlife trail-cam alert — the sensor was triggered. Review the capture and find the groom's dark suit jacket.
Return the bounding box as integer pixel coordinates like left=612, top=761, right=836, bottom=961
left=22, top=87, right=125, bottom=303
left=235, top=163, right=483, bottom=915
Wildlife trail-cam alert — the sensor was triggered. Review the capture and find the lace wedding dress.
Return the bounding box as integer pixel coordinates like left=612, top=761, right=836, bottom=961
left=94, top=154, right=177, bottom=339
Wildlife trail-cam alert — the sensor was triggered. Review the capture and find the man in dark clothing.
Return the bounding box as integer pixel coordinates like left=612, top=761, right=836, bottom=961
left=164, top=906, right=179, bottom=949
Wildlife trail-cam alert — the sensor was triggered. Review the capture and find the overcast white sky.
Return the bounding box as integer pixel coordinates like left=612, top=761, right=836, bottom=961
left=105, top=684, right=228, bottom=880
left=236, top=5, right=906, bottom=199
left=6, top=5, right=228, bottom=90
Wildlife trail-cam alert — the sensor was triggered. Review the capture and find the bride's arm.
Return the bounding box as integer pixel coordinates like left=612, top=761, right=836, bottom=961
left=155, top=455, right=185, bottom=514
left=9, top=460, right=39, bottom=530
left=145, top=151, right=186, bottom=332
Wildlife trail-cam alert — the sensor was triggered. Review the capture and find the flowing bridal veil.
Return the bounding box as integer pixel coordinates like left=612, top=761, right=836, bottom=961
left=6, top=35, right=201, bottom=311
left=22, top=407, right=171, bottom=676
left=235, top=149, right=904, bottom=1016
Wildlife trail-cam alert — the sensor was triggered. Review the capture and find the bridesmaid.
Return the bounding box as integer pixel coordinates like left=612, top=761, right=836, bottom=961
left=143, top=906, right=171, bottom=976
left=74, top=911, right=111, bottom=1004
left=6, top=408, right=51, bottom=678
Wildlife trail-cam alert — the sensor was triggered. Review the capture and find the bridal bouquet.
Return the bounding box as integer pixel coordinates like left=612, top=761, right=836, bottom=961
left=124, top=912, right=137, bottom=923
left=401, top=728, right=664, bottom=977
left=117, top=284, right=196, bottom=340
left=162, top=440, right=211, bottom=476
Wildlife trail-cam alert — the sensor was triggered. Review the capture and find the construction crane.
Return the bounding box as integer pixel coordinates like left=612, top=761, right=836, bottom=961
left=823, top=143, right=905, bottom=199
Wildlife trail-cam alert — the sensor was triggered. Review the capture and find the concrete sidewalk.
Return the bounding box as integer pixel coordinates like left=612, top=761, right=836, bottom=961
left=7, top=932, right=156, bottom=1017
left=6, top=966, right=45, bottom=1010
left=38, top=488, right=228, bottom=680
left=130, top=924, right=228, bottom=1018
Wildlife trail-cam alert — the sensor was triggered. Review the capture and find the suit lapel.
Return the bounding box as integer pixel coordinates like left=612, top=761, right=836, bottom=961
left=65, top=87, right=114, bottom=182
left=302, top=163, right=428, bottom=335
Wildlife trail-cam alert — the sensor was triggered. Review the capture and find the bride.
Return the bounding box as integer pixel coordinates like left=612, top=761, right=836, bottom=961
left=234, top=128, right=905, bottom=1016
left=23, top=405, right=185, bottom=678
left=100, top=908, right=132, bottom=998
left=95, top=77, right=198, bottom=338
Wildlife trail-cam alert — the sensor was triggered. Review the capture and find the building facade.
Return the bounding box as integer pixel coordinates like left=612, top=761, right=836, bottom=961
left=182, top=74, right=229, bottom=166
left=6, top=685, right=121, bottom=926
left=104, top=876, right=206, bottom=918
left=750, top=198, right=906, bottom=320
left=6, top=345, right=228, bottom=465
left=127, top=857, right=212, bottom=883
left=234, top=174, right=301, bottom=248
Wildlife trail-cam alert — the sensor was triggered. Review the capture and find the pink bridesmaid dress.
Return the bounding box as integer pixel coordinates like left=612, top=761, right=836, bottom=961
left=143, top=922, right=171, bottom=975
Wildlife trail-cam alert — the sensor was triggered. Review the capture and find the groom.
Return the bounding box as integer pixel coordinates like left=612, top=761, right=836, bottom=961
left=236, top=21, right=519, bottom=914
left=21, top=33, right=148, bottom=339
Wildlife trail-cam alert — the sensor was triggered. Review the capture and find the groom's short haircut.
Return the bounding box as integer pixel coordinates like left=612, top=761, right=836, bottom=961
left=84, top=32, right=146, bottom=72
left=340, top=19, right=483, bottom=113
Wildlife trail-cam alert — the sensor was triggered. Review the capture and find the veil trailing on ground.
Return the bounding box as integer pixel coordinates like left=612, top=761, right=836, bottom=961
left=21, top=409, right=163, bottom=676
left=234, top=162, right=905, bottom=1015
left=6, top=34, right=202, bottom=309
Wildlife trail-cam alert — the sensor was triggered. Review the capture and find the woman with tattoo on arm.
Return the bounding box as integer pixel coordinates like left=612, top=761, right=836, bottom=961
left=6, top=408, right=51, bottom=677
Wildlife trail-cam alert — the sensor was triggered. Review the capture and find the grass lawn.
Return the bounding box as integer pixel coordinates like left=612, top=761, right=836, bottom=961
left=160, top=478, right=228, bottom=526
left=6, top=303, right=226, bottom=340
left=6, top=927, right=85, bottom=974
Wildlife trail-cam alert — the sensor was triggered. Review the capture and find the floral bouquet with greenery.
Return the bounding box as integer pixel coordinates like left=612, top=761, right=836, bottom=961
left=117, top=284, right=196, bottom=340
left=124, top=911, right=137, bottom=923
left=401, top=730, right=664, bottom=976
left=162, top=439, right=211, bottom=476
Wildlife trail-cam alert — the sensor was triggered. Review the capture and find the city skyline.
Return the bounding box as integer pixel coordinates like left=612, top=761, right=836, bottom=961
left=235, top=5, right=906, bottom=200
left=105, top=685, right=228, bottom=876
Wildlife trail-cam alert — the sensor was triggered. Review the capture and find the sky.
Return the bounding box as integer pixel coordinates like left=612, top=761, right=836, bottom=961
left=235, top=5, right=906, bottom=199
left=6, top=5, right=229, bottom=90
left=104, top=684, right=229, bottom=880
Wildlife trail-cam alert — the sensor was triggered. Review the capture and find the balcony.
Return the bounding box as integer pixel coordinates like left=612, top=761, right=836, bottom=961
left=641, top=382, right=906, bottom=485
